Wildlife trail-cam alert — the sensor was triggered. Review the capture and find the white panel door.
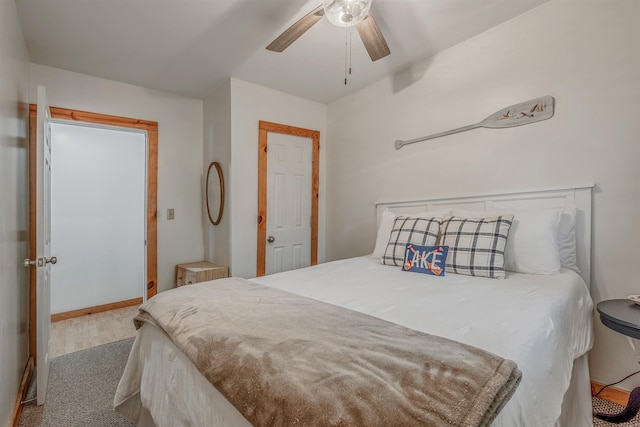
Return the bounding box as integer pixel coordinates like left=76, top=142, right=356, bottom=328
left=36, top=85, right=54, bottom=405
left=265, top=133, right=312, bottom=275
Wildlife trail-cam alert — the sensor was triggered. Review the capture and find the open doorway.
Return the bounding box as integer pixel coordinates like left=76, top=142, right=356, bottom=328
left=28, top=105, right=157, bottom=359
left=51, top=122, right=146, bottom=315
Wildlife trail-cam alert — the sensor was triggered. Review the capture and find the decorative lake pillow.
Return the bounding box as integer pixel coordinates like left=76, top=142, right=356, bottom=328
left=402, top=244, right=449, bottom=276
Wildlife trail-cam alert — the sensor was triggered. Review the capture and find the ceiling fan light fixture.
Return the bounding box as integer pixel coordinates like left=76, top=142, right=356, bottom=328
left=323, top=0, right=372, bottom=27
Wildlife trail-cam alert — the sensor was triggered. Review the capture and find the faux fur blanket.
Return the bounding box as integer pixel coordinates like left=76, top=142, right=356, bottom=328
left=133, top=277, right=521, bottom=427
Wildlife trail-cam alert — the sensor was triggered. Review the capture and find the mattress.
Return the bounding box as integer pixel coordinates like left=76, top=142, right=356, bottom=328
left=115, top=256, right=594, bottom=426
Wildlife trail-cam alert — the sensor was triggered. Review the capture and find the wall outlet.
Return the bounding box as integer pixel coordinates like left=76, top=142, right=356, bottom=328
left=167, top=208, right=175, bottom=220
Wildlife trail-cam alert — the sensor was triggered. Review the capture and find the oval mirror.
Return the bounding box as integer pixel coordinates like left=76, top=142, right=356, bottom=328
left=206, top=161, right=224, bottom=225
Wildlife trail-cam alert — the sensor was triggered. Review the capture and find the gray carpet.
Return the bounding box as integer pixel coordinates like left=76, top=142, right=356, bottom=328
left=18, top=338, right=136, bottom=427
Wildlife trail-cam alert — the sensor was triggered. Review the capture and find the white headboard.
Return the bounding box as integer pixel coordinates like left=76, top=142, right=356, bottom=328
left=375, top=185, right=594, bottom=287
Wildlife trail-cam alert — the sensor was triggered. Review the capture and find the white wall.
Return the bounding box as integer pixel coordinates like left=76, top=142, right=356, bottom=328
left=50, top=123, right=145, bottom=313
left=0, top=1, right=30, bottom=425
left=203, top=78, right=327, bottom=278
left=30, top=64, right=205, bottom=293
left=203, top=80, right=232, bottom=269
left=325, top=0, right=640, bottom=390
left=227, top=78, right=327, bottom=278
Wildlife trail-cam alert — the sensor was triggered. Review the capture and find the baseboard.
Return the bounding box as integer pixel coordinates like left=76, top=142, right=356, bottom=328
left=10, top=357, right=34, bottom=427
left=51, top=297, right=142, bottom=322
left=592, top=380, right=630, bottom=407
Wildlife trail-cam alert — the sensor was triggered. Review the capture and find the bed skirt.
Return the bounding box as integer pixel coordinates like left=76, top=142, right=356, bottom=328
left=117, top=324, right=592, bottom=427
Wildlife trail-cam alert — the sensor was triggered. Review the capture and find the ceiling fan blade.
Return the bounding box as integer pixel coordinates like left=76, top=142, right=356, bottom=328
left=356, top=13, right=390, bottom=61
left=266, top=5, right=325, bottom=52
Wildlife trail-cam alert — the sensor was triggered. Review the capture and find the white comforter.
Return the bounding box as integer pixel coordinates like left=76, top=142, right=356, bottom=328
left=116, top=256, right=593, bottom=427
left=253, top=256, right=594, bottom=426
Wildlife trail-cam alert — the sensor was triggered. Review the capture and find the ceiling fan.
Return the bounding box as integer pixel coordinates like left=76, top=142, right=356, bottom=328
left=266, top=0, right=390, bottom=62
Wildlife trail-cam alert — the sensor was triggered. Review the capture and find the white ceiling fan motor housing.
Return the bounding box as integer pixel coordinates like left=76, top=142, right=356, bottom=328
left=323, top=0, right=372, bottom=27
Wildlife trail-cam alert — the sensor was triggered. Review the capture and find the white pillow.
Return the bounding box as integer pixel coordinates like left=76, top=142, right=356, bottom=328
left=558, top=206, right=579, bottom=272
left=451, top=208, right=562, bottom=275
left=371, top=209, right=450, bottom=259
left=372, top=210, right=397, bottom=259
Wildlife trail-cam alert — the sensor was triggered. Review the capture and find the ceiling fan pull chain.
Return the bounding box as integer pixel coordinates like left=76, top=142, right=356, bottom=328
left=349, top=31, right=353, bottom=77
left=344, top=27, right=354, bottom=85
left=344, top=25, right=348, bottom=85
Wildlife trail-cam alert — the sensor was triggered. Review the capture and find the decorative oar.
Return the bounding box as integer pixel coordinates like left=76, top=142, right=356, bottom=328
left=395, top=95, right=555, bottom=150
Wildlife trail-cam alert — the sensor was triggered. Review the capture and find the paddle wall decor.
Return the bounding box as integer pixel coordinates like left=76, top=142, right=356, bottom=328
left=395, top=95, right=555, bottom=150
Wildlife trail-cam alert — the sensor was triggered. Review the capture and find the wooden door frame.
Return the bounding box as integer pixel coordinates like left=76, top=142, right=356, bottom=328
left=28, top=104, right=158, bottom=358
left=257, top=120, right=319, bottom=277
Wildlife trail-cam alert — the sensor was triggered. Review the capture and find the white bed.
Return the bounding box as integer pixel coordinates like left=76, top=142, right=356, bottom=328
left=115, top=186, right=595, bottom=427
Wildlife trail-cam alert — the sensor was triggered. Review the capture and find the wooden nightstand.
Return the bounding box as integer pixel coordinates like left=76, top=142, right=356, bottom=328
left=175, top=261, right=229, bottom=287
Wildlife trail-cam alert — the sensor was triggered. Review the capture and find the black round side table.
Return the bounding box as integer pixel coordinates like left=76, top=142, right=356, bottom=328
left=595, top=299, right=640, bottom=423
left=598, top=299, right=640, bottom=339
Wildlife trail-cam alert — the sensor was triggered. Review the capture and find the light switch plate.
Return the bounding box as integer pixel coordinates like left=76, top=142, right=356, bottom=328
left=167, top=208, right=175, bottom=220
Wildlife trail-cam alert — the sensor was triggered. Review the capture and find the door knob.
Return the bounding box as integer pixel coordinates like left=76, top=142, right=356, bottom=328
left=45, top=256, right=57, bottom=265
left=267, top=236, right=275, bottom=243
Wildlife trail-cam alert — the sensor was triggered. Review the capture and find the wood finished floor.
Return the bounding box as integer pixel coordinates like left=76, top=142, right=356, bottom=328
left=50, top=305, right=139, bottom=358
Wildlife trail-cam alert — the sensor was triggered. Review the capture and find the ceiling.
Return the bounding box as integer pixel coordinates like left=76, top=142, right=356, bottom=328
left=15, top=0, right=549, bottom=104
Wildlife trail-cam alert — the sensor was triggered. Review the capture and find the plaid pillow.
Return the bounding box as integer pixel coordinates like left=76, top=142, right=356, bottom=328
left=441, top=214, right=514, bottom=279
left=382, top=216, right=441, bottom=266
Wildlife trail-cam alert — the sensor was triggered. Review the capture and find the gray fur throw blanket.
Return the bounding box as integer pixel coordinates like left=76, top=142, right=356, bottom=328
left=132, top=277, right=521, bottom=426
